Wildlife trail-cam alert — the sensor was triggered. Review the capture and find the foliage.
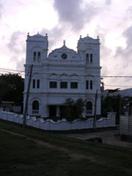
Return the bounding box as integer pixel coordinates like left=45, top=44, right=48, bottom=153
left=121, top=96, right=132, bottom=114
left=0, top=73, right=24, bottom=105
left=63, top=98, right=85, bottom=121
left=101, top=95, right=121, bottom=123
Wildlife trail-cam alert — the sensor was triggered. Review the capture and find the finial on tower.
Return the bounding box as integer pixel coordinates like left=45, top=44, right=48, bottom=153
left=80, top=35, right=82, bottom=39
left=27, top=32, right=30, bottom=38
left=63, top=40, right=66, bottom=46
left=45, top=33, right=48, bottom=38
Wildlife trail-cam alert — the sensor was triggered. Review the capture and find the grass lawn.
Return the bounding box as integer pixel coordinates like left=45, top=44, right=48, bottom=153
left=0, top=120, right=132, bottom=176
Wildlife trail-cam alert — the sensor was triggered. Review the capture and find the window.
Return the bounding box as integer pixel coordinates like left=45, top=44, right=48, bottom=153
left=71, top=82, right=78, bottom=89
left=61, top=53, right=67, bottom=59
left=32, top=79, right=40, bottom=89
left=86, top=53, right=93, bottom=63
left=32, top=100, right=39, bottom=114
left=33, top=51, right=41, bottom=62
left=86, top=80, right=93, bottom=90
left=60, top=82, right=68, bottom=88
left=86, top=80, right=89, bottom=89
left=33, top=52, right=36, bottom=61
left=49, top=81, right=57, bottom=88
left=33, top=79, right=35, bottom=88
left=38, top=52, right=41, bottom=61
left=90, top=80, right=93, bottom=90
left=86, top=53, right=89, bottom=63
left=37, top=79, right=40, bottom=88
left=86, top=53, right=89, bottom=59
left=90, top=54, right=93, bottom=63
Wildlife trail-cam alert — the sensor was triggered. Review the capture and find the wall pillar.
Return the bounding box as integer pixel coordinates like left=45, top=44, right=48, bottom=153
left=56, top=106, right=60, bottom=118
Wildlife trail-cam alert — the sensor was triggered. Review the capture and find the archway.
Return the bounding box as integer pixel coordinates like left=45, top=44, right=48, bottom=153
left=32, top=100, right=39, bottom=114
left=86, top=101, right=93, bottom=115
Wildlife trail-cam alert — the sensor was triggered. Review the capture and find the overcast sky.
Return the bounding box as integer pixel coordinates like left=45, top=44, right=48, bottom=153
left=0, top=0, right=132, bottom=89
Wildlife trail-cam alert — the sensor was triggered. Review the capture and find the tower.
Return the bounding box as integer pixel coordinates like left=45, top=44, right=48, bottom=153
left=77, top=35, right=101, bottom=116
left=26, top=33, right=48, bottom=65
left=24, top=33, right=48, bottom=116
left=77, top=35, right=100, bottom=67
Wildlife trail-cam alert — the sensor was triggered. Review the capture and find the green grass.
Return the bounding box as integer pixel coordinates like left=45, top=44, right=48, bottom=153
left=0, top=120, right=132, bottom=176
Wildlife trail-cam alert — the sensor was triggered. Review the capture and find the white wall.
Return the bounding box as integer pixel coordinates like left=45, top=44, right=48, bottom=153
left=0, top=111, right=116, bottom=131
left=120, top=115, right=132, bottom=135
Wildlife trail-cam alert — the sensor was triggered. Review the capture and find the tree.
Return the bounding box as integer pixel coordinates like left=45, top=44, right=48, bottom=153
left=101, top=95, right=122, bottom=124
left=0, top=73, right=24, bottom=105
left=63, top=98, right=85, bottom=121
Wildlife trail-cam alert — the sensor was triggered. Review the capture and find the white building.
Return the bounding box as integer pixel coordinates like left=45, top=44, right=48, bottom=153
left=24, top=33, right=101, bottom=119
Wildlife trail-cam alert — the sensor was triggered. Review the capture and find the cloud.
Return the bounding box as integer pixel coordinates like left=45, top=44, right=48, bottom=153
left=105, top=25, right=132, bottom=89
left=7, top=27, right=66, bottom=70
left=53, top=0, right=98, bottom=31
left=41, top=26, right=65, bottom=50
left=115, top=26, right=132, bottom=71
left=123, top=26, right=132, bottom=47
left=8, top=31, right=25, bottom=53
left=7, top=26, right=69, bottom=71
left=0, top=1, right=3, bottom=18
left=105, top=0, right=112, bottom=5
left=7, top=31, right=26, bottom=70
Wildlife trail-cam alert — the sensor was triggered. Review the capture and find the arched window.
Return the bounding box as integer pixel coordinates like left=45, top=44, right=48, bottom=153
left=90, top=54, right=93, bottom=63
left=33, top=52, right=36, bottom=62
left=86, top=80, right=89, bottom=89
left=86, top=53, right=89, bottom=63
left=86, top=101, right=92, bottom=114
left=86, top=53, right=93, bottom=63
left=32, top=100, right=39, bottom=114
left=33, top=51, right=41, bottom=62
left=90, top=80, right=93, bottom=89
left=38, top=52, right=41, bottom=62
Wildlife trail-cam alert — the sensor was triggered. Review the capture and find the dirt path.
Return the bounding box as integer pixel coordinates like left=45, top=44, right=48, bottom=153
left=66, top=130, right=132, bottom=148
left=0, top=128, right=95, bottom=161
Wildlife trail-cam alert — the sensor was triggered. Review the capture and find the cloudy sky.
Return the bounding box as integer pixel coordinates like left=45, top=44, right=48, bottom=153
left=0, top=0, right=132, bottom=89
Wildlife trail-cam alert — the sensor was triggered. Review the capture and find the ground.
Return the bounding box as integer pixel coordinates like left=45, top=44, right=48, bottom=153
left=66, top=129, right=132, bottom=148
left=0, top=120, right=132, bottom=176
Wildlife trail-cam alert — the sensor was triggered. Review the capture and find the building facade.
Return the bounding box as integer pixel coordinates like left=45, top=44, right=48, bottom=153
left=24, top=33, right=101, bottom=118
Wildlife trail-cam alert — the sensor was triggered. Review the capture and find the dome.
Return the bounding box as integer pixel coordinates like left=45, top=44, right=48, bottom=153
left=32, top=33, right=43, bottom=38
left=48, top=41, right=78, bottom=60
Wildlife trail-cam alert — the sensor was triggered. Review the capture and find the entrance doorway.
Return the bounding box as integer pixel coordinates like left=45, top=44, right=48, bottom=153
left=48, top=105, right=57, bottom=118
